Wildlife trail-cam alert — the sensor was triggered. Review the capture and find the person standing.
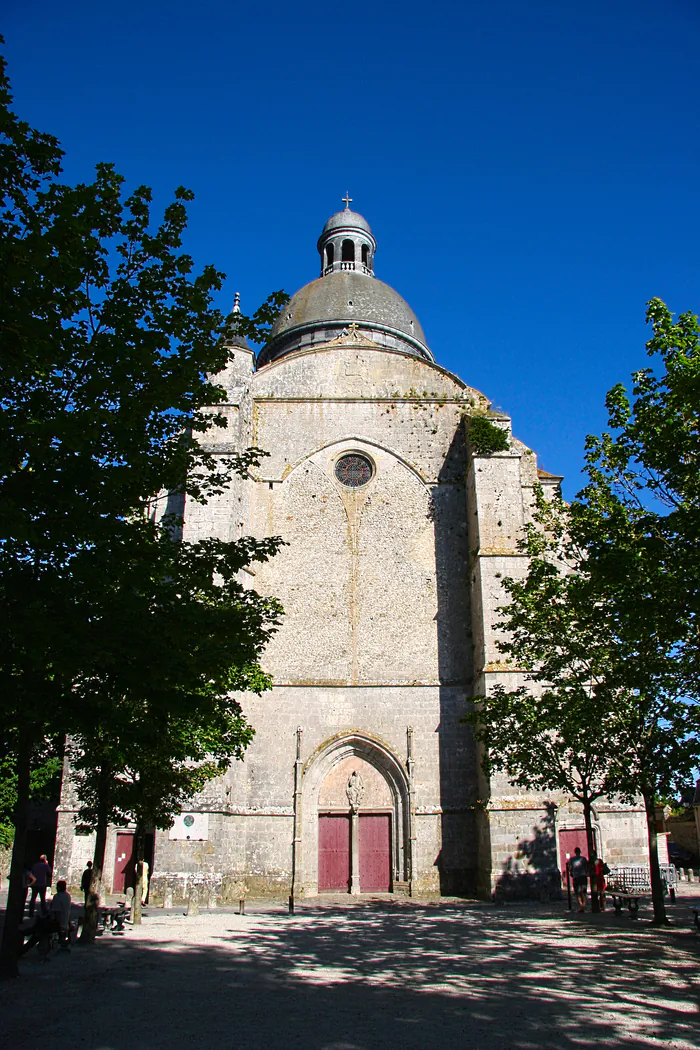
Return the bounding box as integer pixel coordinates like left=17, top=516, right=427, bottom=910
left=594, top=857, right=609, bottom=912
left=28, top=854, right=52, bottom=917
left=81, top=860, right=93, bottom=905
left=568, top=847, right=589, bottom=912
left=22, top=864, right=36, bottom=914
left=140, top=859, right=149, bottom=905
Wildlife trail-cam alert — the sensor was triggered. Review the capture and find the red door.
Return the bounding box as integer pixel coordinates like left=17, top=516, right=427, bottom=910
left=558, top=828, right=591, bottom=875
left=113, top=833, right=137, bottom=894
left=318, top=815, right=350, bottom=891
left=359, top=815, right=391, bottom=892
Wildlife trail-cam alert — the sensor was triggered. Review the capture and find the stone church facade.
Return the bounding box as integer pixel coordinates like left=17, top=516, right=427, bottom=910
left=55, top=205, right=648, bottom=901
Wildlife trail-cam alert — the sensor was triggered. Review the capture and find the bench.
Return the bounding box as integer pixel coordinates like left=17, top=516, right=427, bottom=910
left=609, top=892, right=641, bottom=916
left=98, top=904, right=130, bottom=934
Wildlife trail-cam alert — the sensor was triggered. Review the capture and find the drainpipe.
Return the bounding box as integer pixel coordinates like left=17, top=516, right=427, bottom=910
left=291, top=727, right=303, bottom=901
left=407, top=726, right=416, bottom=893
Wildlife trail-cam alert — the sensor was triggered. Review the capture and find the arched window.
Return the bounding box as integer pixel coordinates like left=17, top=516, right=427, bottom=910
left=361, top=245, right=369, bottom=267
left=326, top=243, right=334, bottom=267
left=341, top=239, right=355, bottom=262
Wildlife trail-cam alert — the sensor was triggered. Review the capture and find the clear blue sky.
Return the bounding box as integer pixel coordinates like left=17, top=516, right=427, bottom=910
left=4, top=0, right=699, bottom=495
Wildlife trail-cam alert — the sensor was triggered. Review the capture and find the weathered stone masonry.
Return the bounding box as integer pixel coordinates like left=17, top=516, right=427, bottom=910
left=55, top=207, right=648, bottom=900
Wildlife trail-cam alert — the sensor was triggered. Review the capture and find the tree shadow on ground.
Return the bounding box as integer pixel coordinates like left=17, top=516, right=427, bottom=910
left=3, top=899, right=700, bottom=1050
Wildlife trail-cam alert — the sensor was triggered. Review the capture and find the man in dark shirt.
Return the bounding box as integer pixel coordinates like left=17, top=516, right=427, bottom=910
left=568, top=847, right=589, bottom=912
left=29, top=854, right=52, bottom=917
left=81, top=861, right=93, bottom=905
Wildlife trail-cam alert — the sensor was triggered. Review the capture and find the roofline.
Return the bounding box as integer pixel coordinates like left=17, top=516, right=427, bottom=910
left=259, top=318, right=434, bottom=367
left=253, top=342, right=487, bottom=402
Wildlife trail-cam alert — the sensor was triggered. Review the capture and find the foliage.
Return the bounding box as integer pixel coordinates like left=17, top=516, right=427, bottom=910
left=468, top=415, right=510, bottom=455
left=0, top=745, right=63, bottom=848
left=468, top=300, right=700, bottom=922
left=66, top=518, right=282, bottom=837
left=0, top=43, right=285, bottom=972
left=464, top=488, right=627, bottom=911
left=579, top=298, right=700, bottom=699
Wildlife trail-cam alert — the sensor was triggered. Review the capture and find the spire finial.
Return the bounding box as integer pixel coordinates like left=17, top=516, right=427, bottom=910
left=233, top=291, right=241, bottom=314
left=342, top=191, right=352, bottom=210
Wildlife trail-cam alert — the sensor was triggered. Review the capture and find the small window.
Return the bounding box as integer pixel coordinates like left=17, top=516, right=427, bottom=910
left=326, top=243, right=334, bottom=266
left=361, top=245, right=369, bottom=267
left=341, top=239, right=355, bottom=262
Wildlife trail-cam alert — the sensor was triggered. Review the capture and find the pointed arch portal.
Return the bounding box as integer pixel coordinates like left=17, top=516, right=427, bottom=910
left=300, top=733, right=412, bottom=896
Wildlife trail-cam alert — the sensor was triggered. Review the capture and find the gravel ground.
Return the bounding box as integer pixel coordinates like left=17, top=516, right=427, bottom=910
left=1, top=889, right=699, bottom=1050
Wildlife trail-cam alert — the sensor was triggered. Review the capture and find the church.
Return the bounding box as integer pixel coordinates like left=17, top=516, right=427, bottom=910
left=55, top=202, right=649, bottom=901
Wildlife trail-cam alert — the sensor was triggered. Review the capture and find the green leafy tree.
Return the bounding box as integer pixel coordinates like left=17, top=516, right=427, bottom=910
left=0, top=744, right=63, bottom=849
left=0, top=47, right=286, bottom=976
left=468, top=296, right=700, bottom=924
left=64, top=523, right=281, bottom=939
left=572, top=297, right=700, bottom=922
left=465, top=490, right=625, bottom=912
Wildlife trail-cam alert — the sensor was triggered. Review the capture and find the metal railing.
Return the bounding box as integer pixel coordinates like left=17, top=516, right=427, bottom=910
left=607, top=864, right=678, bottom=894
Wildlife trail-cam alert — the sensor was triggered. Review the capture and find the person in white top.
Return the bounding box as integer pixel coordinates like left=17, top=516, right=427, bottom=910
left=49, top=880, right=72, bottom=949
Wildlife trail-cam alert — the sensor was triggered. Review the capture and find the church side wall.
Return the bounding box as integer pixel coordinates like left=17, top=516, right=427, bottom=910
left=466, top=418, right=648, bottom=899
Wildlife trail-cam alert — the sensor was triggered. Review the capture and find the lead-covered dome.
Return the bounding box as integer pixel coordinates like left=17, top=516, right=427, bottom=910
left=258, top=203, right=432, bottom=366
left=320, top=209, right=373, bottom=238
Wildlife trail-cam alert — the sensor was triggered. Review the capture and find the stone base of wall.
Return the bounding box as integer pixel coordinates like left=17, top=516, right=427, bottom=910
left=436, top=865, right=478, bottom=898
left=150, top=869, right=456, bottom=903
left=491, top=867, right=563, bottom=902
left=149, top=872, right=249, bottom=907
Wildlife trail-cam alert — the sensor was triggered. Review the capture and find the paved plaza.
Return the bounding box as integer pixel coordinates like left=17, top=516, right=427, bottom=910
left=2, top=893, right=700, bottom=1049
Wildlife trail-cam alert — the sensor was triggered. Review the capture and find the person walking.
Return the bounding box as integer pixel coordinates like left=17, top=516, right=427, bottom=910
left=568, top=847, right=589, bottom=912
left=28, top=854, right=52, bottom=917
left=81, top=860, right=93, bottom=906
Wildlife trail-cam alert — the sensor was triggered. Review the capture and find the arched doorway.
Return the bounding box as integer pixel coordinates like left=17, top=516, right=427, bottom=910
left=318, top=755, right=393, bottom=892
left=300, top=733, right=412, bottom=896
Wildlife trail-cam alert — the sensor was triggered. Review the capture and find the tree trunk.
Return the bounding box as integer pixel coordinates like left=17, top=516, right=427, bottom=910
left=643, top=789, right=668, bottom=925
left=132, top=826, right=145, bottom=925
left=582, top=796, right=600, bottom=913
left=80, top=767, right=110, bottom=944
left=0, top=738, right=32, bottom=980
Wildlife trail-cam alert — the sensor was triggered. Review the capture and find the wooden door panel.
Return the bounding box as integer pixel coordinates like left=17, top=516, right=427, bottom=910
left=113, top=833, right=136, bottom=894
left=318, top=815, right=350, bottom=892
left=359, top=815, right=391, bottom=892
left=558, top=828, right=591, bottom=874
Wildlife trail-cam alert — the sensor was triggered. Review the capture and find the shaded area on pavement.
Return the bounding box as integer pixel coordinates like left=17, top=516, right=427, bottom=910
left=2, top=897, right=699, bottom=1050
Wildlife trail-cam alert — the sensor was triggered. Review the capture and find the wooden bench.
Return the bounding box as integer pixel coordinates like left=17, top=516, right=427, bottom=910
left=609, top=892, right=641, bottom=916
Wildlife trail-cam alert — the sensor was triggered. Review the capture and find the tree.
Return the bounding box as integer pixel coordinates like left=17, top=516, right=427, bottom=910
left=467, top=299, right=700, bottom=924
left=0, top=46, right=286, bottom=976
left=572, top=298, right=700, bottom=922
left=0, top=744, right=63, bottom=849
left=465, top=490, right=626, bottom=912
left=64, top=522, right=281, bottom=938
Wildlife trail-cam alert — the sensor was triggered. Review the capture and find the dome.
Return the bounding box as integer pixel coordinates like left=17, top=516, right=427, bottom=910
left=257, top=203, right=432, bottom=365
left=259, top=271, right=431, bottom=364
left=320, top=209, right=373, bottom=238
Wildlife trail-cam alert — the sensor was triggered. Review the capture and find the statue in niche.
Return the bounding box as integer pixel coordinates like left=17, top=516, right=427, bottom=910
left=346, top=770, right=365, bottom=812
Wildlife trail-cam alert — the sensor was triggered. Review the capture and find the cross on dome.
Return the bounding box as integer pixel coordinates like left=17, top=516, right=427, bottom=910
left=342, top=192, right=353, bottom=210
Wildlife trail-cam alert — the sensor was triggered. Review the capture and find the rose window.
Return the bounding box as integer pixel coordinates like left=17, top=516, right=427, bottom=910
left=334, top=453, right=374, bottom=488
